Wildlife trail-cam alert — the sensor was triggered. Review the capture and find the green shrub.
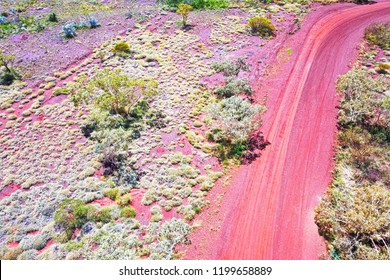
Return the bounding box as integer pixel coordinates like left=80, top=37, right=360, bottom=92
left=214, top=78, right=252, bottom=98
left=212, top=57, right=249, bottom=77
left=0, top=71, right=16, bottom=85
left=54, top=199, right=113, bottom=242
left=376, top=63, right=390, bottom=74
left=120, top=206, right=137, bottom=218
left=337, top=68, right=386, bottom=126
left=248, top=16, right=275, bottom=37
left=62, top=23, right=77, bottom=38
left=207, top=96, right=264, bottom=144
left=117, top=193, right=133, bottom=207
left=315, top=184, right=390, bottom=260
left=0, top=50, right=19, bottom=85
left=103, top=188, right=121, bottom=201
left=54, top=199, right=85, bottom=242
left=96, top=207, right=112, bottom=223
left=48, top=12, right=58, bottom=23
left=207, top=96, right=265, bottom=161
left=364, top=22, right=389, bottom=50
left=112, top=42, right=131, bottom=57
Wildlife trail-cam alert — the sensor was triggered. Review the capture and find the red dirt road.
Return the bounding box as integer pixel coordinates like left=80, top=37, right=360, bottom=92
left=211, top=2, right=390, bottom=259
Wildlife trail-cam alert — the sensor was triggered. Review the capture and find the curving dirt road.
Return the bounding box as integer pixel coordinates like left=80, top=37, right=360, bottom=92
left=211, top=2, right=390, bottom=259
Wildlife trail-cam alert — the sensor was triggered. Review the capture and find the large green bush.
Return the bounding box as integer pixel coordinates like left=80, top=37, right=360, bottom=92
left=207, top=96, right=262, bottom=144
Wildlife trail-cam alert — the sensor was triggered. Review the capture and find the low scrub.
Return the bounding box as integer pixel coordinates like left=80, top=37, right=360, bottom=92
left=315, top=63, right=390, bottom=260
left=54, top=199, right=112, bottom=243
left=112, top=42, right=131, bottom=57
left=0, top=50, right=19, bottom=85
left=212, top=57, right=249, bottom=77
left=336, top=68, right=388, bottom=127
left=214, top=78, right=252, bottom=98
left=177, top=4, right=193, bottom=26
left=364, top=22, right=390, bottom=50
left=206, top=96, right=265, bottom=160
left=248, top=16, right=275, bottom=37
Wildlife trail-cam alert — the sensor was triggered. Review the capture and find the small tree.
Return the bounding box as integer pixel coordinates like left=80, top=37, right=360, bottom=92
left=71, top=69, right=158, bottom=117
left=177, top=4, right=193, bottom=27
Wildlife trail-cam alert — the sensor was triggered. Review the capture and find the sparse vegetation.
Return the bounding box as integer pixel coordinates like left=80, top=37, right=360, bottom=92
left=165, top=0, right=228, bottom=10
left=212, top=57, right=249, bottom=77
left=315, top=34, right=390, bottom=259
left=54, top=199, right=112, bottom=243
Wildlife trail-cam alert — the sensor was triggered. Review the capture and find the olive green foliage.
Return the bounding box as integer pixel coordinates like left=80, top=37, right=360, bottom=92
left=248, top=16, right=275, bottom=37
left=103, top=188, right=121, bottom=201
left=112, top=42, right=131, bottom=57
left=212, top=57, right=251, bottom=98
left=0, top=50, right=18, bottom=85
left=336, top=68, right=388, bottom=127
left=71, top=68, right=158, bottom=117
left=316, top=182, right=390, bottom=260
left=117, top=193, right=133, bottom=207
left=364, top=22, right=389, bottom=50
left=120, top=206, right=137, bottom=218
left=212, top=57, right=249, bottom=77
left=54, top=199, right=112, bottom=243
left=206, top=96, right=264, bottom=160
left=0, top=14, right=45, bottom=38
left=207, top=96, right=262, bottom=143
left=315, top=64, right=390, bottom=260
left=214, top=78, right=252, bottom=98
left=177, top=4, right=193, bottom=26
left=48, top=12, right=58, bottom=22
left=377, top=63, right=390, bottom=74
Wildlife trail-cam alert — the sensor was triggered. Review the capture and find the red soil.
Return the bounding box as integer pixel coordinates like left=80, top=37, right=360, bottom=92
left=0, top=183, right=21, bottom=200
left=186, top=1, right=390, bottom=260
